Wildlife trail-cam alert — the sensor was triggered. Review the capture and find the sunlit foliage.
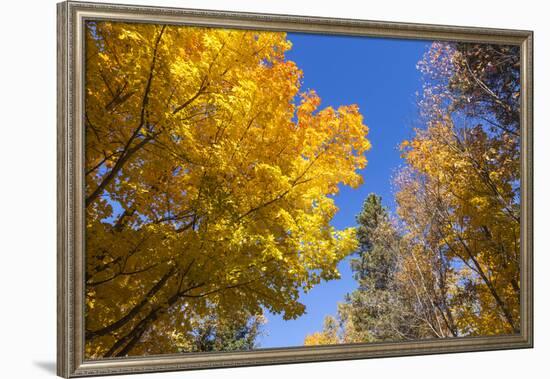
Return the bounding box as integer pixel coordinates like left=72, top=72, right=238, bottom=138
left=84, top=21, right=370, bottom=358
left=305, top=42, right=520, bottom=345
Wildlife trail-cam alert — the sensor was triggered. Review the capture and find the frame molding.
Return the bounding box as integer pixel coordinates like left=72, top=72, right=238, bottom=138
left=57, top=1, right=533, bottom=377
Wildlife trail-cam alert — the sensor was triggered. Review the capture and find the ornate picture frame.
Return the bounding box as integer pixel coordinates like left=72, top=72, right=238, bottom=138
left=57, top=1, right=533, bottom=377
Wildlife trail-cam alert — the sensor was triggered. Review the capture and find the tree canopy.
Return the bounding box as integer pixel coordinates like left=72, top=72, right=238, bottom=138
left=84, top=21, right=370, bottom=358
left=305, top=41, right=520, bottom=345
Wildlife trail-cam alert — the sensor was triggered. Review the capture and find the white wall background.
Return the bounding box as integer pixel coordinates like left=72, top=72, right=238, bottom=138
left=0, top=0, right=546, bottom=377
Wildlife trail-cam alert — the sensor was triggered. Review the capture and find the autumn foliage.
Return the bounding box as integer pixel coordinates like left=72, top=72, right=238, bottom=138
left=83, top=19, right=520, bottom=356
left=84, top=21, right=370, bottom=358
left=305, top=42, right=520, bottom=345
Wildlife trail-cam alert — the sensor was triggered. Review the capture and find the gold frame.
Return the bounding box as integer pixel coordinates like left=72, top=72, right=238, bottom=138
left=57, top=1, right=534, bottom=377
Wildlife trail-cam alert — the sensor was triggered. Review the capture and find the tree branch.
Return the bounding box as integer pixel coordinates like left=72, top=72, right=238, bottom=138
left=86, top=265, right=176, bottom=340
left=86, top=25, right=166, bottom=207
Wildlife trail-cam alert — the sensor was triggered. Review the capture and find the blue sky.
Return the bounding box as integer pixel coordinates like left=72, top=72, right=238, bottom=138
left=257, top=33, right=431, bottom=348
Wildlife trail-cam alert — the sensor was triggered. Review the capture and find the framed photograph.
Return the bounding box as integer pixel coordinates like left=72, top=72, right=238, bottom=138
left=57, top=1, right=533, bottom=377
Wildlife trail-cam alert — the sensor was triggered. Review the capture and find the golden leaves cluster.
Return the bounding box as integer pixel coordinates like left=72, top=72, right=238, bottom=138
left=84, top=21, right=370, bottom=357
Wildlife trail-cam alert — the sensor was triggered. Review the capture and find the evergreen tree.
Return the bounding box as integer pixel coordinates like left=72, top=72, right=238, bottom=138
left=306, top=194, right=423, bottom=344
left=341, top=194, right=416, bottom=342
